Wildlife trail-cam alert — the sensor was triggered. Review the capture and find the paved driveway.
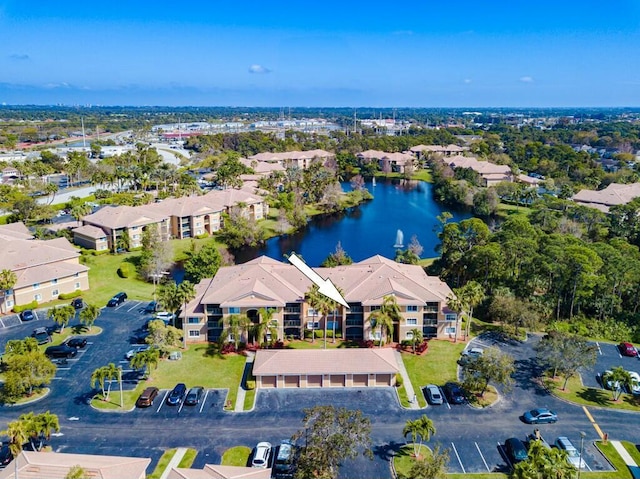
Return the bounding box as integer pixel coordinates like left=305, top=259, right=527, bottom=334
left=0, top=316, right=632, bottom=478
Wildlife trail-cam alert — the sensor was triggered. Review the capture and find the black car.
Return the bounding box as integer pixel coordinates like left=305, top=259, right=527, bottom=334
left=71, top=298, right=84, bottom=309
left=107, top=292, right=127, bottom=307
left=443, top=382, right=466, bottom=405
left=45, top=344, right=78, bottom=359
left=144, top=301, right=158, bottom=314
left=185, top=386, right=204, bottom=405
left=65, top=337, right=87, bottom=349
left=0, top=443, right=12, bottom=468
left=166, top=383, right=187, bottom=405
left=505, top=437, right=528, bottom=464
left=20, top=309, right=35, bottom=321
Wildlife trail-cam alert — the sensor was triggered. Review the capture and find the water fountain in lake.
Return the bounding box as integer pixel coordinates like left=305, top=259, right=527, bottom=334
left=393, top=229, right=404, bottom=248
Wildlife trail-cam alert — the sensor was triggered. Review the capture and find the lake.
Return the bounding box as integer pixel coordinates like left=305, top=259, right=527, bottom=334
left=233, top=178, right=471, bottom=267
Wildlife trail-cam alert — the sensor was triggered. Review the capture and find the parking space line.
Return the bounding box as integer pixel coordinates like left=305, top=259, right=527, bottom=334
left=0, top=318, right=5, bottom=328
left=126, top=302, right=140, bottom=313
left=451, top=442, right=465, bottom=474
left=178, top=400, right=185, bottom=413
left=156, top=391, right=169, bottom=412
left=475, top=442, right=490, bottom=472
left=499, top=441, right=513, bottom=469
left=199, top=390, right=209, bottom=413
left=596, top=342, right=602, bottom=355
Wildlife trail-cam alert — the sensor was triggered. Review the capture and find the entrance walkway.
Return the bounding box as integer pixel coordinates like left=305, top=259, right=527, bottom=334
left=611, top=441, right=640, bottom=479
left=159, top=447, right=188, bottom=479
left=234, top=351, right=255, bottom=412
left=394, top=350, right=419, bottom=409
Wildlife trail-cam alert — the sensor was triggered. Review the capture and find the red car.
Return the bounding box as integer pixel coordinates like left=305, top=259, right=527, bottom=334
left=619, top=342, right=638, bottom=357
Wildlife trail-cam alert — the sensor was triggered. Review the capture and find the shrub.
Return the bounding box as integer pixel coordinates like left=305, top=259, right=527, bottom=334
left=117, top=262, right=135, bottom=278
left=220, top=343, right=236, bottom=355
left=58, top=290, right=82, bottom=300
left=13, top=300, right=38, bottom=313
left=395, top=373, right=403, bottom=387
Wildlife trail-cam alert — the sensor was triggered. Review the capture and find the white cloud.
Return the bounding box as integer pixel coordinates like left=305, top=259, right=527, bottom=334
left=248, top=64, right=271, bottom=74
left=520, top=76, right=534, bottom=83
left=463, top=78, right=472, bottom=84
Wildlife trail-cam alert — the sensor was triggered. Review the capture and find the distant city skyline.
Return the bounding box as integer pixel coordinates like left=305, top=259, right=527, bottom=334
left=1, top=1, right=639, bottom=107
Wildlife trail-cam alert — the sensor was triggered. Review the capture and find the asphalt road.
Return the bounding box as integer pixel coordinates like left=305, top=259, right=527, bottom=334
left=0, top=308, right=637, bottom=478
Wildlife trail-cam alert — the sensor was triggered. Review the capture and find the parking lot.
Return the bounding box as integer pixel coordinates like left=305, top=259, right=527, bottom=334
left=0, top=308, right=631, bottom=477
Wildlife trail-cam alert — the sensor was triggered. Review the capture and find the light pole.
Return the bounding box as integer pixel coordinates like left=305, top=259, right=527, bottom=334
left=577, top=431, right=586, bottom=479
left=118, top=366, right=123, bottom=409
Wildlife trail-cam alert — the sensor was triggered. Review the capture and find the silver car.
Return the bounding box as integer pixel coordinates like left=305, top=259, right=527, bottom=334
left=425, top=384, right=443, bottom=405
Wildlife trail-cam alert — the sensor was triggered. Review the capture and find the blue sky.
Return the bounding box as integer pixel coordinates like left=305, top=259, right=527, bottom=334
left=1, top=0, right=639, bottom=107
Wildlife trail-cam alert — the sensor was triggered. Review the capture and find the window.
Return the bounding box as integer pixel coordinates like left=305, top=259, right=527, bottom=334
left=406, top=331, right=415, bottom=339
left=406, top=318, right=417, bottom=325
left=307, top=308, right=318, bottom=317
left=189, top=330, right=200, bottom=338
left=51, top=279, right=58, bottom=285
left=306, top=321, right=319, bottom=330
left=228, top=307, right=241, bottom=314
left=370, top=331, right=381, bottom=340
left=370, top=305, right=381, bottom=311
left=188, top=317, right=200, bottom=324
left=445, top=313, right=457, bottom=322
left=51, top=289, right=59, bottom=297
left=445, top=326, right=456, bottom=335
left=75, top=282, right=81, bottom=289
left=33, top=283, right=40, bottom=290
left=407, top=305, right=418, bottom=312
left=34, top=294, right=42, bottom=301
left=6, top=300, right=13, bottom=308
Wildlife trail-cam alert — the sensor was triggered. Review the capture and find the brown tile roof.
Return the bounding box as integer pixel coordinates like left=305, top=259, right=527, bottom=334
left=248, top=150, right=333, bottom=163
left=168, top=465, right=272, bottom=479
left=14, top=260, right=88, bottom=288
left=189, top=255, right=452, bottom=313
left=446, top=155, right=512, bottom=176
left=573, top=182, right=640, bottom=208
left=204, top=188, right=264, bottom=208
left=143, top=195, right=224, bottom=218
left=72, top=224, right=108, bottom=239
left=0, top=237, right=82, bottom=274
left=0, top=221, right=33, bottom=240
left=83, top=205, right=167, bottom=230
left=0, top=451, right=150, bottom=479
left=253, top=348, right=398, bottom=376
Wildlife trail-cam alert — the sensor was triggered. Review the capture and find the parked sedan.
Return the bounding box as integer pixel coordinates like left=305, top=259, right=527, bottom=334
left=32, top=327, right=51, bottom=345
left=443, top=382, right=466, bottom=405
left=505, top=437, right=528, bottom=464
left=555, top=436, right=586, bottom=469
left=184, top=386, right=204, bottom=406
left=45, top=344, right=78, bottom=359
left=70, top=298, right=84, bottom=309
left=619, top=342, right=638, bottom=357
left=166, top=383, right=187, bottom=406
left=522, top=407, right=557, bottom=424
left=20, top=309, right=35, bottom=321
left=425, top=384, right=443, bottom=405
left=136, top=387, right=159, bottom=408
left=629, top=371, right=640, bottom=395
left=125, top=345, right=149, bottom=360
left=252, top=442, right=272, bottom=468
left=64, top=337, right=87, bottom=349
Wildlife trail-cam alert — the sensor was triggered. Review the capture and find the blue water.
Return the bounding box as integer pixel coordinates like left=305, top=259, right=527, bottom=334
left=233, top=178, right=471, bottom=267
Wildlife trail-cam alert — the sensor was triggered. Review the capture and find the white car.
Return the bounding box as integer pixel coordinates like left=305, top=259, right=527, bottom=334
left=125, top=345, right=149, bottom=360
left=154, top=311, right=175, bottom=323
left=251, top=442, right=272, bottom=468
left=555, top=437, right=586, bottom=469
left=629, top=371, right=640, bottom=395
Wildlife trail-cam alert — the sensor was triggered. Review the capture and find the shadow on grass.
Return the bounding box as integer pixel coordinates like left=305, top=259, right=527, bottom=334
left=622, top=394, right=640, bottom=408
left=576, top=387, right=612, bottom=406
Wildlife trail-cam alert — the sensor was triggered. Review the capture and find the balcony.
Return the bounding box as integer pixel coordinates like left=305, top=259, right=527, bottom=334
left=284, top=320, right=301, bottom=327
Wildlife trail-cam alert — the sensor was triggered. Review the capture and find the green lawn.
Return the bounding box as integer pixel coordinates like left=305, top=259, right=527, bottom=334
left=547, top=375, right=640, bottom=412
left=587, top=441, right=639, bottom=479
left=221, top=446, right=251, bottom=467
left=91, top=345, right=247, bottom=411
left=401, top=340, right=466, bottom=407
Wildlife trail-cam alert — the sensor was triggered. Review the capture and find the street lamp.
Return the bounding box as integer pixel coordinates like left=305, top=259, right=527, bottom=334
left=118, top=366, right=123, bottom=409
left=577, top=431, right=586, bottom=479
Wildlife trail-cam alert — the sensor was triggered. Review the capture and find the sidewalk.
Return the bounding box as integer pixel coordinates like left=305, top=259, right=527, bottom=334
left=611, top=441, right=640, bottom=479
left=234, top=351, right=255, bottom=412
left=159, top=447, right=188, bottom=479
left=394, top=350, right=419, bottom=409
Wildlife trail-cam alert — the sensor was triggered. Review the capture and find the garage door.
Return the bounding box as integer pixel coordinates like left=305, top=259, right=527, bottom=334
left=352, top=374, right=368, bottom=387
left=307, top=375, right=322, bottom=388
left=329, top=375, right=345, bottom=387
left=284, top=376, right=299, bottom=388
left=261, top=376, right=277, bottom=388
left=375, top=374, right=391, bottom=386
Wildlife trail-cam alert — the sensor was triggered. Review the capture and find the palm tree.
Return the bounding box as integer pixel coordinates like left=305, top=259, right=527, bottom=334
left=402, top=415, right=436, bottom=458
left=604, top=366, right=633, bottom=401
left=254, top=307, right=275, bottom=346
left=409, top=328, right=423, bottom=354
left=0, top=268, right=17, bottom=314
left=1, top=418, right=28, bottom=459
left=305, top=285, right=329, bottom=344
left=49, top=304, right=76, bottom=333
left=369, top=295, right=400, bottom=347
left=130, top=349, right=159, bottom=379
left=66, top=465, right=90, bottom=479
left=459, top=281, right=485, bottom=339
left=158, top=281, right=182, bottom=322
left=446, top=293, right=466, bottom=343
left=227, top=314, right=250, bottom=350
left=36, top=410, right=60, bottom=442
left=176, top=280, right=196, bottom=348
left=103, top=363, right=120, bottom=400
left=70, top=203, right=92, bottom=225
left=91, top=367, right=109, bottom=400
left=79, top=304, right=101, bottom=332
